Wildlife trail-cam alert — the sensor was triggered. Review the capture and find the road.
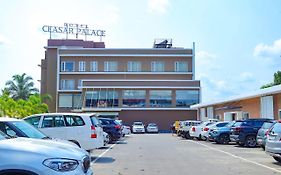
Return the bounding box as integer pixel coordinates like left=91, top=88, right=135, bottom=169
left=91, top=134, right=281, bottom=175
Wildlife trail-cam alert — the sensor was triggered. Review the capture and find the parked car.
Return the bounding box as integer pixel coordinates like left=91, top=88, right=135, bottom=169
left=122, top=125, right=131, bottom=135
left=98, top=118, right=122, bottom=143
left=178, top=120, right=202, bottom=139
left=24, top=113, right=104, bottom=151
left=189, top=121, right=217, bottom=140
left=257, top=121, right=276, bottom=149
left=146, top=123, right=159, bottom=133
left=230, top=118, right=273, bottom=147
left=265, top=121, right=281, bottom=162
left=132, top=121, right=145, bottom=133
left=200, top=121, right=229, bottom=141
left=209, top=121, right=236, bottom=144
left=0, top=131, right=93, bottom=175
left=0, top=117, right=79, bottom=147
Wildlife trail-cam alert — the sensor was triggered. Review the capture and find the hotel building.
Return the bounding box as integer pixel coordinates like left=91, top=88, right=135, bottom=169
left=41, top=39, right=200, bottom=130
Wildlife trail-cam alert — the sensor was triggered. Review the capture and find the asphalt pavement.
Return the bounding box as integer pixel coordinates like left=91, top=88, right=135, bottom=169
left=91, top=134, right=281, bottom=175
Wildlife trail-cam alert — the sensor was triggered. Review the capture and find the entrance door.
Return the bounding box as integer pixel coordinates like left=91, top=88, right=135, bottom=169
left=261, top=96, right=274, bottom=119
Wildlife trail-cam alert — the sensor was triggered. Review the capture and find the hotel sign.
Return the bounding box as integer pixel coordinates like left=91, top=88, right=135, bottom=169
left=42, top=23, right=105, bottom=39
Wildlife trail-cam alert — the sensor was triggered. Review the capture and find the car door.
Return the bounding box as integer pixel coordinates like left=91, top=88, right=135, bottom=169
left=39, top=115, right=66, bottom=139
left=64, top=115, right=85, bottom=143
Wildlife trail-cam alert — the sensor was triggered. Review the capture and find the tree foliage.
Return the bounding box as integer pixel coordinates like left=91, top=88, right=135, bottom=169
left=5, top=73, right=39, bottom=100
left=261, top=71, right=281, bottom=89
left=0, top=94, right=48, bottom=118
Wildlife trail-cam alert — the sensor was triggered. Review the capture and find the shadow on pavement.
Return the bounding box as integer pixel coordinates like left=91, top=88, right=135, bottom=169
left=91, top=156, right=115, bottom=164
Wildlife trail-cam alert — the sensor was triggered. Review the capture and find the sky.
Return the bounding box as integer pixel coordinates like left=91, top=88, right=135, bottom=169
left=0, top=0, right=281, bottom=103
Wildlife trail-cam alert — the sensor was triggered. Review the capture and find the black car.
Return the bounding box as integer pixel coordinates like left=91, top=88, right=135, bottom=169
left=99, top=118, right=122, bottom=143
left=230, top=118, right=273, bottom=147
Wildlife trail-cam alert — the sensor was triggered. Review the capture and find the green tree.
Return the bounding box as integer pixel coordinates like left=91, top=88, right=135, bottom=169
left=5, top=73, right=39, bottom=100
left=261, top=71, right=281, bottom=89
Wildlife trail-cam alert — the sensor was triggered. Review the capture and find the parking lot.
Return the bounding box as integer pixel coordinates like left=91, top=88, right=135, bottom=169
left=91, top=134, right=281, bottom=175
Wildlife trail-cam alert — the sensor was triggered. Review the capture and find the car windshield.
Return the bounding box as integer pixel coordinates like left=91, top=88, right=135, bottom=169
left=149, top=123, right=157, bottom=126
left=233, top=121, right=243, bottom=127
left=11, top=121, right=46, bottom=139
left=90, top=116, right=101, bottom=127
left=0, top=130, right=10, bottom=140
left=271, top=123, right=281, bottom=133
left=261, top=122, right=274, bottom=129
left=226, top=121, right=235, bottom=127
left=134, top=122, right=143, bottom=126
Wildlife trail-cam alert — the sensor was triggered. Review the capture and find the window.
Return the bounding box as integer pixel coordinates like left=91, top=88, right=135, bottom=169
left=128, top=61, right=141, bottom=72
left=150, top=90, right=172, bottom=107
left=104, top=61, right=118, bottom=71
left=42, top=116, right=65, bottom=128
left=175, top=61, right=188, bottom=72
left=79, top=61, right=86, bottom=71
left=78, top=79, right=83, bottom=89
left=64, top=115, right=85, bottom=126
left=176, top=90, right=199, bottom=107
left=59, top=94, right=72, bottom=108
left=0, top=122, right=18, bottom=137
left=59, top=93, right=82, bottom=108
left=123, top=90, right=146, bottom=107
left=151, top=61, right=164, bottom=72
left=61, top=79, right=75, bottom=90
left=90, top=61, right=98, bottom=71
left=61, top=61, right=75, bottom=72
left=24, top=116, right=41, bottom=128
left=85, top=90, right=119, bottom=108
left=243, top=112, right=250, bottom=120
left=12, top=121, right=46, bottom=139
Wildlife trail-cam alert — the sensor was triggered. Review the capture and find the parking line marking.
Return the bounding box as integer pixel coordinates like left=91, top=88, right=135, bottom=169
left=92, top=143, right=117, bottom=163
left=190, top=140, right=281, bottom=173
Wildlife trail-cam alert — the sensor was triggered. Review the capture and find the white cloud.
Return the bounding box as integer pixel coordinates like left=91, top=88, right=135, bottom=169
left=196, top=50, right=220, bottom=71
left=0, top=34, right=11, bottom=45
left=239, top=72, right=254, bottom=82
left=254, top=38, right=281, bottom=58
left=148, top=0, right=170, bottom=14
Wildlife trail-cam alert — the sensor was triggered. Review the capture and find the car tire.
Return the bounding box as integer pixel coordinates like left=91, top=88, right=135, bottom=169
left=273, top=156, right=281, bottom=162
left=245, top=135, right=257, bottom=148
left=184, top=132, right=191, bottom=139
left=218, top=134, right=230, bottom=144
left=197, top=134, right=202, bottom=141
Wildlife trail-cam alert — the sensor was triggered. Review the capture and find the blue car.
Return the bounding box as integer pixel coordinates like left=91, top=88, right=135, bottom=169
left=209, top=121, right=236, bottom=144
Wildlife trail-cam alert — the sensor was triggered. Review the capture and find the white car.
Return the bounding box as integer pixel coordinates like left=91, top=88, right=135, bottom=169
left=132, top=122, right=145, bottom=133
left=24, top=113, right=104, bottom=151
left=0, top=131, right=93, bottom=175
left=189, top=121, right=216, bottom=140
left=122, top=126, right=131, bottom=135
left=146, top=123, right=159, bottom=133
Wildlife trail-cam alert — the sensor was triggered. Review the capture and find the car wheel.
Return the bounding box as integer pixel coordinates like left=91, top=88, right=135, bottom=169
left=245, top=135, right=257, bottom=148
left=273, top=156, right=281, bottom=162
left=197, top=134, right=202, bottom=141
left=185, top=132, right=191, bottom=139
left=218, top=134, right=230, bottom=144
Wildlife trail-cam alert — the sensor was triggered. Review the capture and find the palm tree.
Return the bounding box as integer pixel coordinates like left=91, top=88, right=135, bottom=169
left=5, top=73, right=39, bottom=100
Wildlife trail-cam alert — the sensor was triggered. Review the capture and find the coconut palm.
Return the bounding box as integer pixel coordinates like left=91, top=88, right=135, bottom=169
left=5, top=73, right=39, bottom=100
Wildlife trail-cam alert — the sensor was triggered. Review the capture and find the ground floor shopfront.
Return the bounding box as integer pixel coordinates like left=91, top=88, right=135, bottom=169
left=191, top=85, right=281, bottom=121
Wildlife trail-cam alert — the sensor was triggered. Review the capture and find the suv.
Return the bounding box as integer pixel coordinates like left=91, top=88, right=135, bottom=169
left=0, top=131, right=93, bottom=175
left=209, top=121, right=236, bottom=144
left=24, top=113, right=104, bottom=151
left=98, top=118, right=122, bottom=143
left=178, top=120, right=202, bottom=139
left=230, top=118, right=273, bottom=147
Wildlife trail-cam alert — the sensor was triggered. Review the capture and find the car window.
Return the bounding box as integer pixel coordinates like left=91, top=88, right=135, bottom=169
left=261, top=122, right=275, bottom=129
left=11, top=121, right=46, bottom=139
left=99, top=119, right=110, bottom=125
left=271, top=123, right=281, bottom=133
left=0, top=122, right=18, bottom=137
left=0, top=131, right=9, bottom=140
left=42, top=116, right=65, bottom=127
left=233, top=121, right=243, bottom=127
left=24, top=116, right=41, bottom=128
left=90, top=116, right=101, bottom=127
left=64, top=115, right=85, bottom=126
left=217, top=122, right=229, bottom=127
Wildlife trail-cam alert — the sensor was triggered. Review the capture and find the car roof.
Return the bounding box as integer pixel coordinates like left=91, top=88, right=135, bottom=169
left=25, top=113, right=97, bottom=118
left=0, top=117, right=22, bottom=122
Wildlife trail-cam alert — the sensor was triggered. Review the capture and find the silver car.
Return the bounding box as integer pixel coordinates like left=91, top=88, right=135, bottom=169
left=265, top=122, right=281, bottom=162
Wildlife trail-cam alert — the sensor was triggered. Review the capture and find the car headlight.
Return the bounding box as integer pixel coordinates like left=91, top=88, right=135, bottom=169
left=43, top=158, right=78, bottom=172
